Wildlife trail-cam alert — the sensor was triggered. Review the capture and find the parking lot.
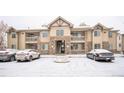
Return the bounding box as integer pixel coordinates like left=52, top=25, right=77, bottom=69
left=0, top=54, right=124, bottom=77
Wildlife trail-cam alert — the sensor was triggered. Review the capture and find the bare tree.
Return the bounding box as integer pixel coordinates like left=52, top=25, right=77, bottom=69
left=0, top=21, right=9, bottom=49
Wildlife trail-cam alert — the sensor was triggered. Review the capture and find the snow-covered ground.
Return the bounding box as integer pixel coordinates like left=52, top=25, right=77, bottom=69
left=0, top=54, right=124, bottom=77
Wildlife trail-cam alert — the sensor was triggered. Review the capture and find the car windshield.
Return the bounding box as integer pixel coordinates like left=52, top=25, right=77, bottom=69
left=95, top=49, right=111, bottom=53
left=21, top=49, right=32, bottom=52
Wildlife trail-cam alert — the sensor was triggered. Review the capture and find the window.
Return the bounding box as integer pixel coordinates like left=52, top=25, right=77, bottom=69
left=12, top=32, right=16, bottom=38
left=109, top=44, right=113, bottom=50
left=71, top=44, right=78, bottom=50
left=109, top=32, right=112, bottom=37
left=42, top=44, right=48, bottom=50
left=119, top=43, right=121, bottom=48
left=56, top=29, right=64, bottom=36
left=94, top=44, right=101, bottom=49
left=94, top=31, right=100, bottom=36
left=119, top=36, right=121, bottom=40
left=71, top=43, right=84, bottom=50
left=42, top=32, right=48, bottom=38
left=11, top=44, right=16, bottom=49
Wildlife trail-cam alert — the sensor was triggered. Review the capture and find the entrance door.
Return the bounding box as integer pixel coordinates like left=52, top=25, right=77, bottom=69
left=56, top=40, right=65, bottom=54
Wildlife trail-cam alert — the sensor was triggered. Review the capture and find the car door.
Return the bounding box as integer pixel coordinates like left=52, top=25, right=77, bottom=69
left=32, top=50, right=38, bottom=58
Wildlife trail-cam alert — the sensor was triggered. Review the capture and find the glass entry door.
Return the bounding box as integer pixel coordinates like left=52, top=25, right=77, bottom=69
left=56, top=40, right=65, bottom=54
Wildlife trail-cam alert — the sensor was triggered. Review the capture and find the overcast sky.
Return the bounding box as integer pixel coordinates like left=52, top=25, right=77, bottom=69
left=0, top=16, right=124, bottom=34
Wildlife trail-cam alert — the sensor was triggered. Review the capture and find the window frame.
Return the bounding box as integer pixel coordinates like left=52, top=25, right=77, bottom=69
left=108, top=31, right=113, bottom=37
left=42, top=31, right=49, bottom=38
left=11, top=44, right=16, bottom=49
left=12, top=32, right=16, bottom=38
left=56, top=29, right=64, bottom=36
left=94, top=44, right=101, bottom=49
left=41, top=44, right=48, bottom=50
left=94, top=31, right=100, bottom=37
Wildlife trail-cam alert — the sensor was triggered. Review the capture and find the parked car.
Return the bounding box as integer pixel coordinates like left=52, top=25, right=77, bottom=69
left=0, top=49, right=17, bottom=62
left=87, top=49, right=115, bottom=62
left=16, top=49, right=40, bottom=62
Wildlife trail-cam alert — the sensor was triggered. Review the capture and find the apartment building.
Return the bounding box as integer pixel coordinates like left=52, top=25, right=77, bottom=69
left=7, top=16, right=119, bottom=54
left=117, top=33, right=122, bottom=53
left=122, top=34, right=124, bottom=53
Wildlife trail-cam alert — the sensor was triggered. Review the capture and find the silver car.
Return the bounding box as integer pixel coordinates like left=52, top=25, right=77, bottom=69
left=87, top=49, right=115, bottom=62
left=0, top=49, right=17, bottom=62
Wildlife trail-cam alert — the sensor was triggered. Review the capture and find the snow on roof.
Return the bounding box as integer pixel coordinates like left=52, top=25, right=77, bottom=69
left=75, top=25, right=91, bottom=28
left=110, top=29, right=120, bottom=32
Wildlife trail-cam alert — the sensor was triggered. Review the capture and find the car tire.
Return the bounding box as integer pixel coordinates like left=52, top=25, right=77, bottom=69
left=108, top=59, right=112, bottom=62
left=38, top=54, right=40, bottom=59
left=17, top=60, right=20, bottom=62
left=10, top=56, right=15, bottom=62
left=29, top=56, right=33, bottom=62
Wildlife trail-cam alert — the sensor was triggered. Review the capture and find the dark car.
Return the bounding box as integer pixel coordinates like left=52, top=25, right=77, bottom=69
left=0, top=49, right=17, bottom=62
left=87, top=49, right=115, bottom=62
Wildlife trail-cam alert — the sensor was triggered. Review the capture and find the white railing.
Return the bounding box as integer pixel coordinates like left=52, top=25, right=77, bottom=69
left=26, top=36, right=38, bottom=42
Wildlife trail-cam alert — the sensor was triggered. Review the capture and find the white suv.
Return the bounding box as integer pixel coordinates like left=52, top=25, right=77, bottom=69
left=16, top=49, right=40, bottom=62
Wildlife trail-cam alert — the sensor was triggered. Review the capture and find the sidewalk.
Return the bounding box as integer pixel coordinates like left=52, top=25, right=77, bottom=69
left=40, top=54, right=87, bottom=58
left=40, top=54, right=124, bottom=58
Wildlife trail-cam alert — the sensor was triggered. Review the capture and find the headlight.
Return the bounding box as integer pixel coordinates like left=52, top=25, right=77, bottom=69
left=99, top=54, right=102, bottom=57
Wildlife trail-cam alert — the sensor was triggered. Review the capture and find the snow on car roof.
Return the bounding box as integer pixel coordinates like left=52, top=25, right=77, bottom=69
left=22, top=49, right=33, bottom=51
left=90, top=49, right=112, bottom=53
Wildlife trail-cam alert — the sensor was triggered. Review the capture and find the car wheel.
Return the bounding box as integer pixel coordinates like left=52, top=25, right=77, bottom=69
left=38, top=54, right=40, bottom=59
left=10, top=56, right=15, bottom=62
left=17, top=60, right=20, bottom=62
left=29, top=56, right=33, bottom=62
left=108, top=59, right=112, bottom=62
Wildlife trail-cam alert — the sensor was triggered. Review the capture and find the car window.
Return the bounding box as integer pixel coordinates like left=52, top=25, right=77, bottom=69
left=29, top=50, right=33, bottom=52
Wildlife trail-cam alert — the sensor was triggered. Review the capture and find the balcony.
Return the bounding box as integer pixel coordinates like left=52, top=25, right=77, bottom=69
left=26, top=36, right=39, bottom=43
left=71, top=36, right=85, bottom=42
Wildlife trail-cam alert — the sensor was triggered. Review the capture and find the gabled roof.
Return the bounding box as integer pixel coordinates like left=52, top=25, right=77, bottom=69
left=48, top=16, right=73, bottom=28
left=94, top=23, right=113, bottom=30
left=6, top=27, right=16, bottom=33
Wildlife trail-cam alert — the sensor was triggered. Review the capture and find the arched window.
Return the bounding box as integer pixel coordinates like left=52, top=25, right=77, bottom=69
left=94, top=31, right=100, bottom=36
left=12, top=32, right=16, bottom=38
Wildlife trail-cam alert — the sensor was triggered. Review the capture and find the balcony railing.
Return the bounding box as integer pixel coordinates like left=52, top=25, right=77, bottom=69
left=71, top=36, right=85, bottom=42
left=26, top=36, right=38, bottom=42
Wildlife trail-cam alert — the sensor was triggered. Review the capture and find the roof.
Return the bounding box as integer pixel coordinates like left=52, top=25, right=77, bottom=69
left=16, top=29, right=48, bottom=32
left=48, top=16, right=73, bottom=28
left=110, top=30, right=119, bottom=32
left=72, top=26, right=92, bottom=31
left=6, top=27, right=16, bottom=33
left=94, top=23, right=113, bottom=30
left=74, top=25, right=92, bottom=29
